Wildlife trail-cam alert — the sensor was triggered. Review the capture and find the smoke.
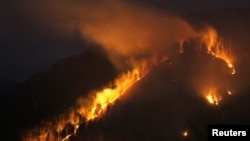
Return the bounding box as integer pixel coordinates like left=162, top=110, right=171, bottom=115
left=77, top=1, right=198, bottom=69
left=21, top=0, right=206, bottom=70
left=23, top=0, right=235, bottom=96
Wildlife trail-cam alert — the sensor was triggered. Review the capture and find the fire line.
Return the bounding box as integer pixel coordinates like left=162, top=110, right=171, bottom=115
left=21, top=28, right=236, bottom=141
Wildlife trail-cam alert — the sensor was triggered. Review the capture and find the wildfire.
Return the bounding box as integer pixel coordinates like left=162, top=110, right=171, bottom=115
left=205, top=88, right=222, bottom=105
left=201, top=27, right=236, bottom=75
left=207, top=46, right=236, bottom=75
left=206, top=94, right=220, bottom=105
left=78, top=68, right=144, bottom=121
left=21, top=64, right=151, bottom=141
left=21, top=25, right=237, bottom=141
left=198, top=28, right=236, bottom=106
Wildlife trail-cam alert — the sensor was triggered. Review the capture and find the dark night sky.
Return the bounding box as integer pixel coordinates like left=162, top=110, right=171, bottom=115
left=0, top=0, right=249, bottom=83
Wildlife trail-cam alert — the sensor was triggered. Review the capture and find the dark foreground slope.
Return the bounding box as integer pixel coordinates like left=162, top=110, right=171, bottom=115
left=1, top=46, right=119, bottom=141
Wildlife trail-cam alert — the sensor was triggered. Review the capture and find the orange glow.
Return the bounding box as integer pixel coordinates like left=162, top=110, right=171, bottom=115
left=205, top=88, right=221, bottom=105
left=197, top=27, right=236, bottom=106
left=21, top=64, right=150, bottom=141
left=206, top=94, right=219, bottom=105
left=21, top=27, right=238, bottom=140
left=62, top=135, right=71, bottom=141
left=208, top=47, right=236, bottom=75
left=182, top=130, right=189, bottom=137
left=78, top=68, right=144, bottom=121
left=21, top=28, right=238, bottom=140
left=201, top=27, right=236, bottom=75
left=20, top=2, right=238, bottom=139
left=227, top=90, right=232, bottom=95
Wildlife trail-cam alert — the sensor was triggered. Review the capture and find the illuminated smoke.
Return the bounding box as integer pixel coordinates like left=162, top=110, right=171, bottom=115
left=20, top=0, right=237, bottom=140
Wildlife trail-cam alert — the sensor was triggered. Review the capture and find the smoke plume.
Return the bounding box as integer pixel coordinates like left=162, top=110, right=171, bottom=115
left=21, top=0, right=210, bottom=69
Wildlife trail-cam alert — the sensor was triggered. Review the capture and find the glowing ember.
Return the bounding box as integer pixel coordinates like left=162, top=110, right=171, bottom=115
left=205, top=89, right=221, bottom=105
left=228, top=62, right=233, bottom=68
left=227, top=90, right=232, bottom=95
left=206, top=95, right=218, bottom=105
left=182, top=130, right=189, bottom=137
left=231, top=68, right=236, bottom=75
left=62, top=135, right=71, bottom=141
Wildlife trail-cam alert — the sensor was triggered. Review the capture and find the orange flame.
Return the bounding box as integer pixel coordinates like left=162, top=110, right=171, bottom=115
left=199, top=28, right=236, bottom=105
left=201, top=27, right=236, bottom=75
left=78, top=68, right=144, bottom=121
left=204, top=88, right=222, bottom=105
left=21, top=63, right=151, bottom=141
left=21, top=25, right=237, bottom=141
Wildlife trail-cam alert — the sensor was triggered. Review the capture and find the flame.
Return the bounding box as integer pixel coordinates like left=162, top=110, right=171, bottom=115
left=20, top=13, right=239, bottom=139
left=62, top=135, right=71, bottom=141
left=21, top=28, right=238, bottom=140
left=206, top=94, right=219, bottom=105
left=78, top=68, right=144, bottom=121
left=201, top=27, right=236, bottom=75
left=199, top=28, right=236, bottom=105
left=205, top=88, right=221, bottom=105
left=208, top=46, right=236, bottom=75
left=21, top=62, right=152, bottom=141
